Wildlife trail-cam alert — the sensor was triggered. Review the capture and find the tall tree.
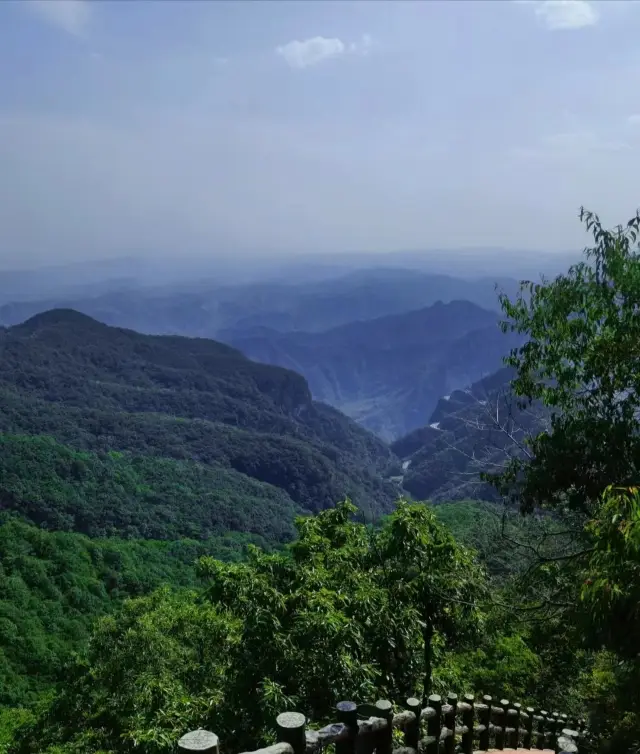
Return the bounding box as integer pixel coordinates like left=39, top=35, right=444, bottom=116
left=492, top=207, right=640, bottom=518
left=490, top=208, right=640, bottom=752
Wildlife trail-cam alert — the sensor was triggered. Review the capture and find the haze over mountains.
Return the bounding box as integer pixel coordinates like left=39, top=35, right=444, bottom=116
left=226, top=300, right=525, bottom=440
left=0, top=247, right=578, bottom=305
left=0, top=249, right=546, bottom=504
left=0, top=267, right=515, bottom=334
left=0, top=262, right=529, bottom=443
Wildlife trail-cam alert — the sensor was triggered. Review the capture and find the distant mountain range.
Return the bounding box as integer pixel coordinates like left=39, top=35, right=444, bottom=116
left=0, top=279, right=524, bottom=441
left=0, top=247, right=577, bottom=304
left=226, top=300, right=525, bottom=441
left=0, top=310, right=398, bottom=541
left=0, top=268, right=517, bottom=336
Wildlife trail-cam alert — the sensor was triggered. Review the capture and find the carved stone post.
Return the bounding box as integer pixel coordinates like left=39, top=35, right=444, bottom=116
left=374, top=699, right=394, bottom=754
left=277, top=712, right=307, bottom=754
left=461, top=694, right=475, bottom=754
left=506, top=703, right=518, bottom=749
left=494, top=699, right=508, bottom=751
left=426, top=694, right=442, bottom=754
left=178, top=730, right=219, bottom=754
left=478, top=695, right=491, bottom=752
left=336, top=701, right=359, bottom=754
left=523, top=706, right=535, bottom=750
left=444, top=693, right=457, bottom=754
left=536, top=710, right=548, bottom=750
left=404, top=697, right=422, bottom=750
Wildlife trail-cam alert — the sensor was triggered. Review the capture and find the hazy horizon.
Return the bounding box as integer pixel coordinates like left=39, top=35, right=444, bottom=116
left=2, top=0, right=640, bottom=268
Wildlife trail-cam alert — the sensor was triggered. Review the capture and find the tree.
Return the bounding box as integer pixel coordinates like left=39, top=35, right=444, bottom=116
left=373, top=501, right=485, bottom=704
left=490, top=209, right=640, bottom=751
left=577, top=485, right=640, bottom=753
left=493, top=207, right=640, bottom=518
left=13, top=500, right=486, bottom=754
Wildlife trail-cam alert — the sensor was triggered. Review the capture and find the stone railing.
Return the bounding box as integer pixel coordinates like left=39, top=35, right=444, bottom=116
left=178, top=693, right=585, bottom=754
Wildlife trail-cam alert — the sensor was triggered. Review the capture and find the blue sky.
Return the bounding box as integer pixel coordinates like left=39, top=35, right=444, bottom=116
left=1, top=0, right=639, bottom=267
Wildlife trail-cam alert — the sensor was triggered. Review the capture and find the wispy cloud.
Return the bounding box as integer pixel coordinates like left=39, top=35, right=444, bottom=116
left=628, top=114, right=640, bottom=126
left=24, top=0, right=90, bottom=37
left=516, top=0, right=599, bottom=30
left=276, top=33, right=373, bottom=69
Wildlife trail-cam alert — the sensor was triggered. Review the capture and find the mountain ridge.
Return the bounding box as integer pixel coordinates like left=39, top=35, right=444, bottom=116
left=390, top=367, right=548, bottom=501
left=0, top=310, right=398, bottom=527
left=0, top=270, right=517, bottom=336
left=225, top=300, right=524, bottom=440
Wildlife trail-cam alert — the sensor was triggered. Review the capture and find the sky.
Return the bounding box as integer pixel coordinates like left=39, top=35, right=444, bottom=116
left=1, top=0, right=640, bottom=268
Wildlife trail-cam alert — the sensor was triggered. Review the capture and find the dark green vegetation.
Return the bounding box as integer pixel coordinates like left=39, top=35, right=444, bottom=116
left=0, top=516, right=263, bottom=707
left=483, top=208, right=640, bottom=753
left=0, top=434, right=297, bottom=541
left=3, top=209, right=640, bottom=754
left=227, top=300, right=524, bottom=440
left=8, top=501, right=527, bottom=754
left=0, top=310, right=396, bottom=518
left=0, top=311, right=395, bottom=735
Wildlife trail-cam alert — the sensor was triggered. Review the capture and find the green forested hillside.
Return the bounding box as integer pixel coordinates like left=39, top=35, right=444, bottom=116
left=0, top=310, right=397, bottom=516
left=0, top=516, right=265, bottom=706
left=0, top=312, right=398, bottom=718
left=0, top=434, right=299, bottom=541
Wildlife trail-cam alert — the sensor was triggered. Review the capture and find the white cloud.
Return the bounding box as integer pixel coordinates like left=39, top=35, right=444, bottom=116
left=276, top=34, right=373, bottom=69
left=276, top=37, right=345, bottom=69
left=628, top=114, right=640, bottom=126
left=25, top=0, right=90, bottom=37
left=349, top=33, right=374, bottom=56
left=517, top=0, right=599, bottom=30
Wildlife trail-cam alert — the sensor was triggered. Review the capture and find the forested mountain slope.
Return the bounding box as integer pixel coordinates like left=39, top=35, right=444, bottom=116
left=226, top=300, right=524, bottom=440
left=0, top=310, right=398, bottom=528
left=391, top=368, right=549, bottom=501
left=0, top=517, right=245, bottom=706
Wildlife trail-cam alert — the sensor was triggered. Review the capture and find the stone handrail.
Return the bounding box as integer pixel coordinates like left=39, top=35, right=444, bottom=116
left=178, top=693, right=585, bottom=754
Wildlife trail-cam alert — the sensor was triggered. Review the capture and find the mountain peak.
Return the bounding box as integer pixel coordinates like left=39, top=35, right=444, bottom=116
left=15, top=308, right=105, bottom=332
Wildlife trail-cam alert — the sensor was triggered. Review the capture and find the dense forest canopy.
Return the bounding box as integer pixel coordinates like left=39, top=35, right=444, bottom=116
left=2, top=208, right=640, bottom=753
left=0, top=310, right=397, bottom=517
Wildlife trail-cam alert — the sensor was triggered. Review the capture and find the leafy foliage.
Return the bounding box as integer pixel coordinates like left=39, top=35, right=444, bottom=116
left=491, top=209, right=640, bottom=752
left=0, top=310, right=398, bottom=722
left=12, top=501, right=487, bottom=754
left=0, top=516, right=265, bottom=707
left=494, top=208, right=640, bottom=516
left=576, top=486, right=640, bottom=753
left=0, top=433, right=298, bottom=541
